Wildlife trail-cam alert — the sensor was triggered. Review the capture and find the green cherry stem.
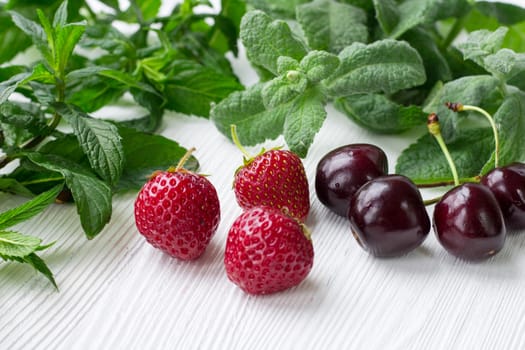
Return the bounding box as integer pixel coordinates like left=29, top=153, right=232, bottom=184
left=427, top=113, right=460, bottom=187
left=446, top=102, right=500, bottom=168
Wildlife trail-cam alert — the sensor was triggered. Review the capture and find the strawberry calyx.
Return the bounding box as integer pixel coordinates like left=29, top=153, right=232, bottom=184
left=230, top=124, right=282, bottom=170
left=148, top=147, right=197, bottom=179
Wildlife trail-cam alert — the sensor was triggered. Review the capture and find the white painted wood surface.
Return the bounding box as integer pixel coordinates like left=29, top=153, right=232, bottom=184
left=2, top=1, right=525, bottom=349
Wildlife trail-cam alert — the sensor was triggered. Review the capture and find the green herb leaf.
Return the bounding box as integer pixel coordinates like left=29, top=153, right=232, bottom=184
left=0, top=10, right=32, bottom=64
left=116, top=127, right=199, bottom=191
left=457, top=27, right=508, bottom=66
left=396, top=128, right=494, bottom=184
left=25, top=153, right=112, bottom=239
left=0, top=184, right=62, bottom=230
left=21, top=252, right=57, bottom=289
left=210, top=83, right=288, bottom=146
left=481, top=92, right=525, bottom=172
left=0, top=179, right=33, bottom=197
left=299, top=50, right=340, bottom=83
left=9, top=11, right=51, bottom=62
left=261, top=74, right=307, bottom=108
left=246, top=0, right=309, bottom=19
left=423, top=75, right=505, bottom=141
left=240, top=10, right=308, bottom=76
left=483, top=49, right=525, bottom=82
left=163, top=59, right=243, bottom=118
left=283, top=88, right=327, bottom=157
left=0, top=72, right=32, bottom=104
left=334, top=94, right=426, bottom=134
left=326, top=39, right=426, bottom=97
left=373, top=0, right=399, bottom=35
left=476, top=1, right=525, bottom=25
left=296, top=0, right=368, bottom=54
left=53, top=102, right=125, bottom=186
left=0, top=230, right=42, bottom=257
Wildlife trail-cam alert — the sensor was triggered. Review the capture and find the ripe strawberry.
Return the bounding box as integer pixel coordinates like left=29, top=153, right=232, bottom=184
left=233, top=146, right=310, bottom=222
left=134, top=149, right=220, bottom=260
left=224, top=206, right=314, bottom=295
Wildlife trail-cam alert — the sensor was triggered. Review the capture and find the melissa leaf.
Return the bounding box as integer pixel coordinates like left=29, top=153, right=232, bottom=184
left=373, top=0, right=399, bottom=35
left=334, top=94, right=425, bottom=134
left=476, top=1, right=525, bottom=25
left=240, top=10, right=308, bottom=76
left=326, top=40, right=426, bottom=97
left=53, top=102, right=125, bottom=187
left=261, top=74, right=308, bottom=108
left=483, top=49, right=525, bottom=82
left=481, top=92, right=525, bottom=173
left=299, top=50, right=340, bottom=83
left=457, top=27, right=508, bottom=66
left=283, top=88, right=327, bottom=158
left=210, top=84, right=288, bottom=146
left=26, top=153, right=112, bottom=239
left=296, top=0, right=368, bottom=54
left=396, top=128, right=494, bottom=185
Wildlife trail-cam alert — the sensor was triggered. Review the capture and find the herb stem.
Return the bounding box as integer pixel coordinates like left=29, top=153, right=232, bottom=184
left=441, top=16, right=465, bottom=50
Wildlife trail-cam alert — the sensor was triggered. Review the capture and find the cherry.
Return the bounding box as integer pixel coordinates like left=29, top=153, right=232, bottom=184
left=433, top=183, right=506, bottom=261
left=348, top=175, right=430, bottom=257
left=481, top=162, right=525, bottom=230
left=315, top=144, right=388, bottom=217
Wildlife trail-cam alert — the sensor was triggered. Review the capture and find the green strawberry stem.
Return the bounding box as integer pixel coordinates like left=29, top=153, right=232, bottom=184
left=174, top=147, right=196, bottom=171
left=230, top=124, right=251, bottom=159
left=428, top=113, right=460, bottom=187
left=446, top=102, right=500, bottom=168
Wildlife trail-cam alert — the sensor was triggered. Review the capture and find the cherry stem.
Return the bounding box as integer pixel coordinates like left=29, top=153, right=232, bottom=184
left=423, top=196, right=442, bottom=206
left=416, top=175, right=480, bottom=188
left=230, top=124, right=251, bottom=159
left=427, top=113, right=460, bottom=187
left=175, top=147, right=196, bottom=171
left=445, top=102, right=500, bottom=168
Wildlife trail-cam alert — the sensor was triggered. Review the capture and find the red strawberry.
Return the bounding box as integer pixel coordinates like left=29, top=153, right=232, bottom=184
left=224, top=206, right=314, bottom=295
left=134, top=149, right=220, bottom=260
left=231, top=127, right=310, bottom=221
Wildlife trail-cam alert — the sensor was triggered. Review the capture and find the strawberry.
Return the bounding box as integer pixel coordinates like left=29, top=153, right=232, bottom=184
left=134, top=148, right=220, bottom=260
left=231, top=127, right=310, bottom=221
left=224, top=206, right=314, bottom=295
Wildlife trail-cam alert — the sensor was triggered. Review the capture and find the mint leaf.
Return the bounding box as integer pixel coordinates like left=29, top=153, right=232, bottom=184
left=296, top=0, right=368, bottom=54
left=9, top=11, right=51, bottom=62
left=0, top=231, right=42, bottom=257
left=334, top=94, right=425, bottom=134
left=396, top=128, right=494, bottom=184
left=53, top=23, right=86, bottom=75
left=210, top=83, right=288, bottom=146
left=0, top=179, right=33, bottom=196
left=0, top=11, right=32, bottom=64
left=283, top=88, right=327, bottom=158
left=326, top=39, right=426, bottom=97
left=53, top=0, right=69, bottom=27
left=240, top=10, right=308, bottom=76
left=482, top=92, right=525, bottom=173
left=247, top=0, right=309, bottom=19
left=373, top=0, right=399, bottom=35
left=21, top=252, right=57, bottom=289
left=299, top=50, right=340, bottom=83
left=476, top=1, right=525, bottom=25
left=483, top=49, right=525, bottom=82
left=163, top=59, right=243, bottom=118
left=116, top=127, right=199, bottom=191
left=261, top=74, right=307, bottom=108
left=457, top=27, right=508, bottom=66
left=53, top=102, right=125, bottom=187
left=423, top=75, right=505, bottom=142
left=25, top=153, right=112, bottom=239
left=389, top=0, right=471, bottom=39
left=402, top=27, right=452, bottom=85
left=0, top=72, right=31, bottom=104
left=0, top=184, right=62, bottom=230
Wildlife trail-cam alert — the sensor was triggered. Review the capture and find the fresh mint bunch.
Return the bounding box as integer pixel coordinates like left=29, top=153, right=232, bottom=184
left=0, top=0, right=246, bottom=286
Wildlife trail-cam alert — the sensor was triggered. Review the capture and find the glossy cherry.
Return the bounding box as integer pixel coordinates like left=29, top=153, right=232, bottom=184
left=315, top=144, right=388, bottom=217
left=481, top=162, right=525, bottom=230
left=434, top=183, right=506, bottom=261
left=348, top=175, right=430, bottom=257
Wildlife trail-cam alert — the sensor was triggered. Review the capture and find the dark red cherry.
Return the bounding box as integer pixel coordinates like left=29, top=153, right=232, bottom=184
left=348, top=175, right=430, bottom=257
left=315, top=144, right=388, bottom=217
left=481, top=162, right=525, bottom=230
left=434, top=183, right=506, bottom=261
